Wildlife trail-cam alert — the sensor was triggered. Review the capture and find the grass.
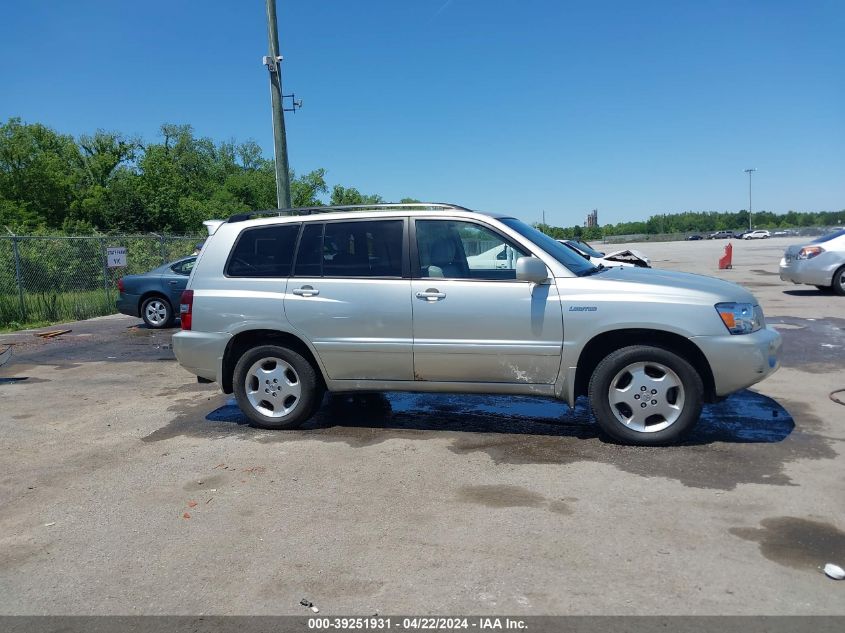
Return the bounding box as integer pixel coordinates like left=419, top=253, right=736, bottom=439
left=0, top=289, right=116, bottom=332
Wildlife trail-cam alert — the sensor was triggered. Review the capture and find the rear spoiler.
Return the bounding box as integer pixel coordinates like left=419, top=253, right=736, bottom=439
left=203, top=220, right=225, bottom=236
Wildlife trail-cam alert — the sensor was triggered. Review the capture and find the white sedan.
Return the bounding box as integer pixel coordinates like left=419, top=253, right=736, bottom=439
left=744, top=230, right=771, bottom=239
left=779, top=229, right=845, bottom=294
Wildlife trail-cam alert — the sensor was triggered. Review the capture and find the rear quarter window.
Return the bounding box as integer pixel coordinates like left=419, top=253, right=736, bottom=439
left=226, top=224, right=301, bottom=277
left=812, top=229, right=845, bottom=244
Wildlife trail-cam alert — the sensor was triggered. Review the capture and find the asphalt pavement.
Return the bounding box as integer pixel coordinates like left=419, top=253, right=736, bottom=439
left=0, top=237, right=843, bottom=615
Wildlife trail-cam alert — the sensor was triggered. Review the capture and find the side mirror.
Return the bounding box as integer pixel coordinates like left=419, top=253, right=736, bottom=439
left=516, top=256, right=549, bottom=284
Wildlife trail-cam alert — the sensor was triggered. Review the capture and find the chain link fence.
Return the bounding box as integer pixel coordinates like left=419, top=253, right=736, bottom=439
left=0, top=234, right=201, bottom=328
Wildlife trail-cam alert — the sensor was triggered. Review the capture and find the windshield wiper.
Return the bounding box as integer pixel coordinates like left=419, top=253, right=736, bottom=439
left=580, top=263, right=607, bottom=277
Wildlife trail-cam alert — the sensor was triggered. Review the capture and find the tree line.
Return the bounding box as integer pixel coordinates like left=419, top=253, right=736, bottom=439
left=0, top=117, right=415, bottom=234
left=1, top=117, right=841, bottom=236
left=537, top=207, right=845, bottom=242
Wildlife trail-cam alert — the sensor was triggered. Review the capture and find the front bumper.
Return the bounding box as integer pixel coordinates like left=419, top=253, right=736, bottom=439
left=172, top=330, right=232, bottom=383
left=691, top=326, right=782, bottom=396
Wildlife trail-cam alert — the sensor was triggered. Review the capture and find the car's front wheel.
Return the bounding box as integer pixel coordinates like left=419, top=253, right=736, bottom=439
left=832, top=265, right=845, bottom=296
left=141, top=296, right=173, bottom=328
left=588, top=345, right=704, bottom=445
left=233, top=345, right=323, bottom=429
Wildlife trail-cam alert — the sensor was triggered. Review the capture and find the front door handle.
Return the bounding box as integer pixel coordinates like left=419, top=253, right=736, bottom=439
left=292, top=286, right=319, bottom=297
left=416, top=289, right=446, bottom=301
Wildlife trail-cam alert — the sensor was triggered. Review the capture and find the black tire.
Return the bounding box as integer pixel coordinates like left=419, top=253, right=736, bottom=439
left=588, top=345, right=704, bottom=446
left=832, top=265, right=845, bottom=296
left=233, top=345, right=323, bottom=429
left=141, top=295, right=173, bottom=329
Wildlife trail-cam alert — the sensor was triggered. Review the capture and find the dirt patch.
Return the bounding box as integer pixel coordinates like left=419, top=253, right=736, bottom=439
left=456, top=485, right=575, bottom=515
left=457, top=485, right=547, bottom=509
left=0, top=541, right=52, bottom=571
left=768, top=316, right=845, bottom=370
left=730, top=517, right=845, bottom=572
left=183, top=473, right=229, bottom=492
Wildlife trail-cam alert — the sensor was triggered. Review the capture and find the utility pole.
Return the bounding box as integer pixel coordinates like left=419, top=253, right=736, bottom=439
left=744, top=168, right=756, bottom=230
left=265, top=0, right=291, bottom=209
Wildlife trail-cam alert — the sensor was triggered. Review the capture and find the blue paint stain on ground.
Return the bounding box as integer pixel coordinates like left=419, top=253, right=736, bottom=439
left=152, top=382, right=836, bottom=489
left=206, top=389, right=794, bottom=445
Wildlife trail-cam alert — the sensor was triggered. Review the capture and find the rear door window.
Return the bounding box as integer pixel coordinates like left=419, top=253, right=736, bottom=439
left=323, top=220, right=404, bottom=277
left=226, top=224, right=301, bottom=277
left=293, top=220, right=404, bottom=277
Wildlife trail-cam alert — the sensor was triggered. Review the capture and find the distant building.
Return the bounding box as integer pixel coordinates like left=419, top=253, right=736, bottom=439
left=584, top=209, right=598, bottom=228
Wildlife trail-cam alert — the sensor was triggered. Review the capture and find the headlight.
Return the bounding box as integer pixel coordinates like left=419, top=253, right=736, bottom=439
left=715, top=302, right=765, bottom=335
left=797, top=246, right=823, bottom=260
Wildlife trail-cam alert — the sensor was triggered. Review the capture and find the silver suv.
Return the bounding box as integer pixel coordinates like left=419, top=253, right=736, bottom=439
left=173, top=203, right=782, bottom=445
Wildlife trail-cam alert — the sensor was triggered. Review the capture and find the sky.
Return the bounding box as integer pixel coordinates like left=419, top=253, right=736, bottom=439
left=1, top=0, right=843, bottom=226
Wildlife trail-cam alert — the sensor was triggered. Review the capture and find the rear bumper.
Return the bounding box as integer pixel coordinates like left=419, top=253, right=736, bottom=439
left=691, top=326, right=781, bottom=396
left=172, top=330, right=232, bottom=383
left=116, top=293, right=141, bottom=318
left=779, top=257, right=837, bottom=286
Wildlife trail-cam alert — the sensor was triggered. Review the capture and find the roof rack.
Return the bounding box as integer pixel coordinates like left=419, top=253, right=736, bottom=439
left=226, top=202, right=474, bottom=223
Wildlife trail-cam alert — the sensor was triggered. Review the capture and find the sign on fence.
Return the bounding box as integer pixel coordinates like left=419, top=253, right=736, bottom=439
left=107, top=247, right=127, bottom=268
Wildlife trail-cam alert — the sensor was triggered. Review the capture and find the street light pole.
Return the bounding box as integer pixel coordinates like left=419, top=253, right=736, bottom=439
left=265, top=0, right=291, bottom=209
left=744, top=168, right=756, bottom=231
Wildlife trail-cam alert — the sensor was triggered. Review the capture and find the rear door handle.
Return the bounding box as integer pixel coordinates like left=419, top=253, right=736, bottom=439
left=292, top=286, right=319, bottom=297
left=416, top=290, right=446, bottom=301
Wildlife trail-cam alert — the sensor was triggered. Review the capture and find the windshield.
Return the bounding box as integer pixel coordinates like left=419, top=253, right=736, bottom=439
left=500, top=218, right=598, bottom=276
left=812, top=229, right=845, bottom=244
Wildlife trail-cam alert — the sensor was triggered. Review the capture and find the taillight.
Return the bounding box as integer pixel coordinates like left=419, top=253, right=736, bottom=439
left=180, top=290, right=194, bottom=330
left=797, top=246, right=823, bottom=260
left=117, top=278, right=125, bottom=293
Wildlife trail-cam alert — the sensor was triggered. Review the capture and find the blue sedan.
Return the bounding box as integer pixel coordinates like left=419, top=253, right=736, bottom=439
left=116, top=257, right=196, bottom=328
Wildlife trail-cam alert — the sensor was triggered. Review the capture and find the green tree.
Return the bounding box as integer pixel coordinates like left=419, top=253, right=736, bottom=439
left=329, top=184, right=383, bottom=206
left=291, top=168, right=328, bottom=207
left=0, top=117, right=82, bottom=228
left=77, top=130, right=140, bottom=188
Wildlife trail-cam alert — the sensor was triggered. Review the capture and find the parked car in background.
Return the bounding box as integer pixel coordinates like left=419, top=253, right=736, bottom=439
left=779, top=229, right=845, bottom=295
left=173, top=202, right=781, bottom=446
left=744, top=230, right=771, bottom=240
left=557, top=239, right=651, bottom=268
left=708, top=230, right=734, bottom=240
left=117, top=256, right=197, bottom=328
left=466, top=243, right=522, bottom=270
left=686, top=234, right=703, bottom=241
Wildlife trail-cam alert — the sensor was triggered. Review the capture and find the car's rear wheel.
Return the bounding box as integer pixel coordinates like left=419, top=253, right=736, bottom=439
left=588, top=345, right=703, bottom=445
left=141, top=296, right=173, bottom=328
left=832, top=265, right=845, bottom=296
left=233, top=345, right=323, bottom=429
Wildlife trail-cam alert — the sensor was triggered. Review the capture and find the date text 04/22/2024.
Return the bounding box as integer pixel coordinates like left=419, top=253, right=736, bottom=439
left=307, top=617, right=528, bottom=630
